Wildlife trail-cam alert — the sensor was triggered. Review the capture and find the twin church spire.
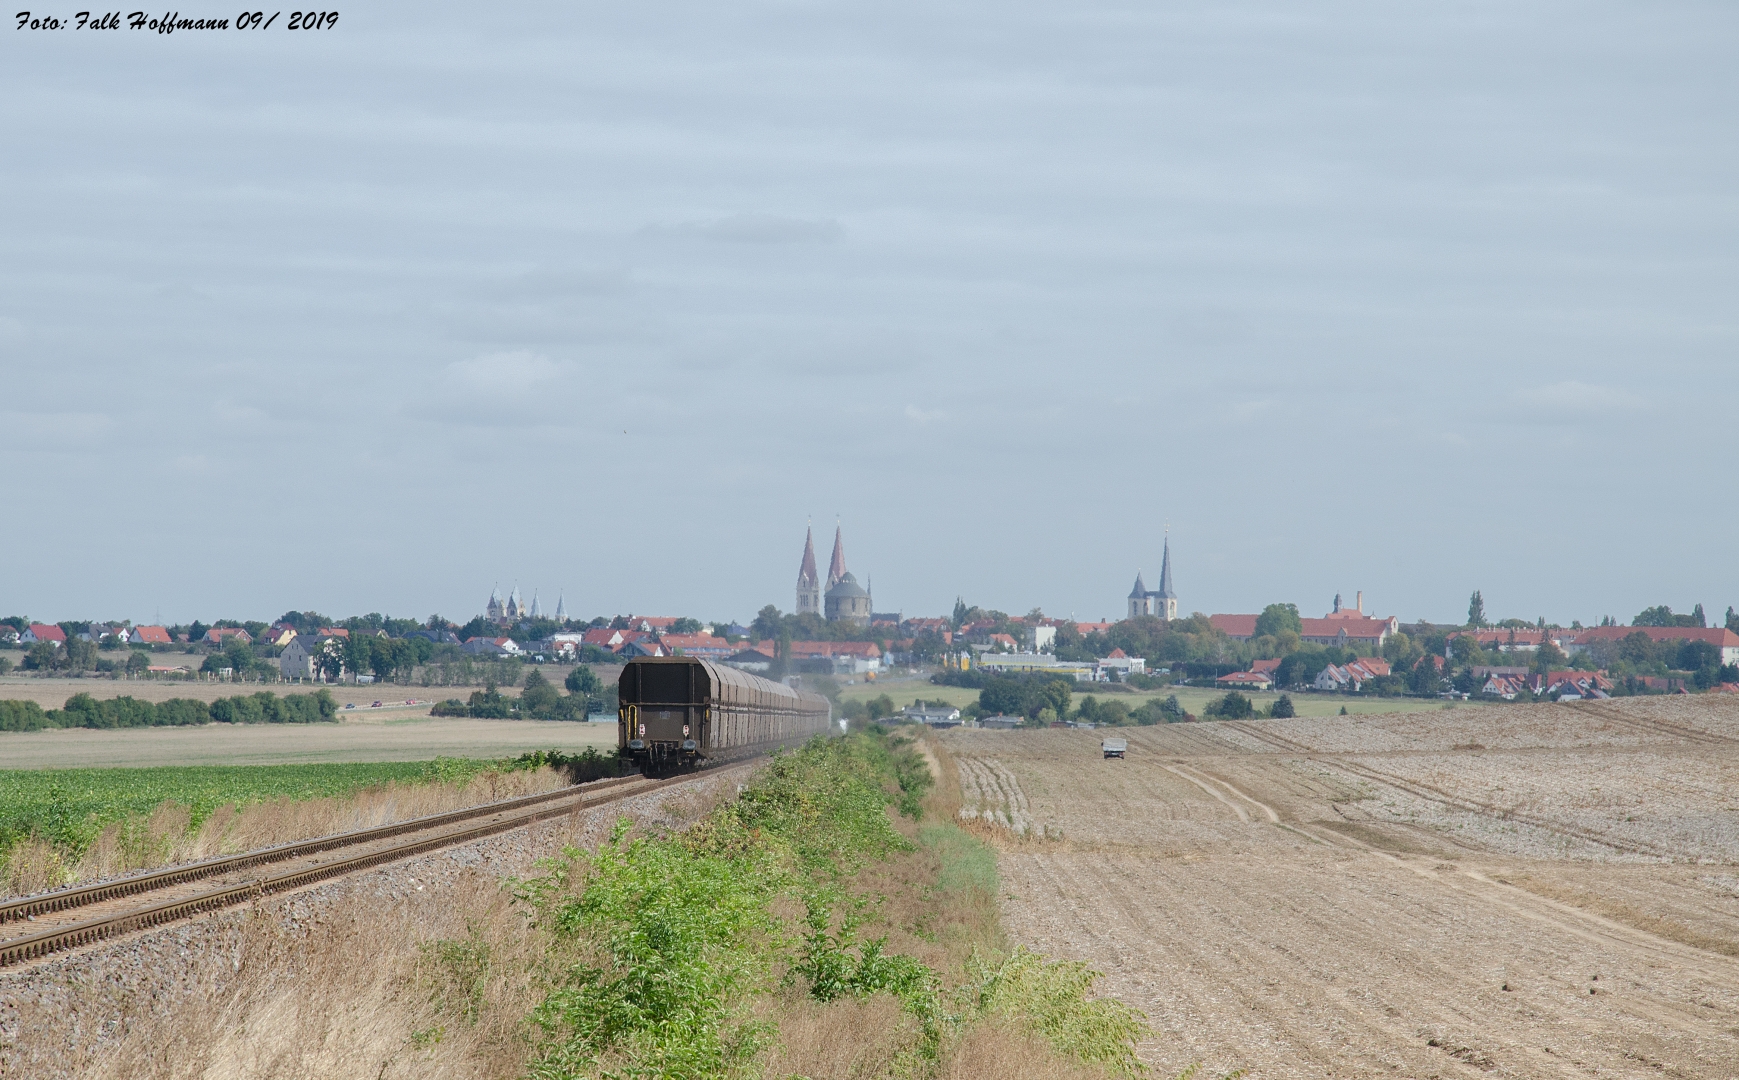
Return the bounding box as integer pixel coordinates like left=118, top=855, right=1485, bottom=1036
left=794, top=522, right=869, bottom=623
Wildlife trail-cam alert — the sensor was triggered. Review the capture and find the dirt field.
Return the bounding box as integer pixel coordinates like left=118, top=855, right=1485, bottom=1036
left=843, top=674, right=1479, bottom=719
left=942, top=697, right=1739, bottom=1078
left=0, top=715, right=616, bottom=769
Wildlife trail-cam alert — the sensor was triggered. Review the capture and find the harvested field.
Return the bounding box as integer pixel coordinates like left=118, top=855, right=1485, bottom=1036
left=0, top=716, right=615, bottom=770
left=942, top=697, right=1739, bottom=1078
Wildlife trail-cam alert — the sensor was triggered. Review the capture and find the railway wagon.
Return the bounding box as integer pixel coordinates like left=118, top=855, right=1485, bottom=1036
left=619, top=656, right=833, bottom=769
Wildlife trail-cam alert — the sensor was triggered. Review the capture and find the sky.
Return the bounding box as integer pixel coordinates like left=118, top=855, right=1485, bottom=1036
left=2, top=1, right=1735, bottom=630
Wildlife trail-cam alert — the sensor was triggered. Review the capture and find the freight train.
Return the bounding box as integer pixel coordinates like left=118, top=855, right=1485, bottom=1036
left=618, top=656, right=834, bottom=771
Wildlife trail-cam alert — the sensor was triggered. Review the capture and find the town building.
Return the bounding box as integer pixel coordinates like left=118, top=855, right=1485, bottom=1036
left=485, top=585, right=527, bottom=627
left=128, top=625, right=173, bottom=646
left=821, top=526, right=873, bottom=624
left=902, top=704, right=963, bottom=728
left=795, top=525, right=821, bottom=616
left=1127, top=537, right=1179, bottom=620
left=788, top=640, right=881, bottom=674
left=203, top=627, right=253, bottom=646
left=1568, top=626, right=1739, bottom=666
left=21, top=624, right=66, bottom=647
left=462, top=636, right=524, bottom=657
left=280, top=635, right=342, bottom=681
left=1210, top=593, right=1398, bottom=652
left=1312, top=657, right=1391, bottom=691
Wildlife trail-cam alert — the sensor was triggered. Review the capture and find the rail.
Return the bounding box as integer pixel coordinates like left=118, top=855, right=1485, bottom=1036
left=0, top=771, right=684, bottom=967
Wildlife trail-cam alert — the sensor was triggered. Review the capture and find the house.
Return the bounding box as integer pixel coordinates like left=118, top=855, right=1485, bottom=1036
left=462, top=637, right=523, bottom=657
left=1216, top=671, right=1273, bottom=691
left=316, top=627, right=350, bottom=639
left=1313, top=657, right=1391, bottom=692
left=280, top=635, right=343, bottom=681
left=260, top=622, right=299, bottom=647
left=582, top=627, right=630, bottom=652
left=1569, top=626, right=1739, bottom=666
left=1211, top=595, right=1399, bottom=651
left=128, top=625, right=173, bottom=646
left=977, top=714, right=1022, bottom=729
left=655, top=633, right=738, bottom=659
left=620, top=638, right=667, bottom=658
left=902, top=704, right=963, bottom=728
left=21, top=624, right=66, bottom=647
left=1481, top=674, right=1529, bottom=700
left=723, top=647, right=775, bottom=673
left=406, top=628, right=461, bottom=646
left=203, top=627, right=253, bottom=646
left=788, top=641, right=882, bottom=674
left=1095, top=648, right=1146, bottom=680
left=904, top=617, right=952, bottom=637
left=1073, top=621, right=1115, bottom=637
left=621, top=617, right=681, bottom=634
left=1251, top=658, right=1282, bottom=677
left=1533, top=670, right=1613, bottom=700
left=1447, top=628, right=1572, bottom=654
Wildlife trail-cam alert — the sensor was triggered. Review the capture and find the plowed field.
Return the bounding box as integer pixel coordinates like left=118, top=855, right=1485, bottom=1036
left=942, top=697, right=1739, bottom=1078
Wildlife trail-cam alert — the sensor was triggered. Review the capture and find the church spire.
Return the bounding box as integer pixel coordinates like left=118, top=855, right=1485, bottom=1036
left=827, top=524, right=847, bottom=589
left=795, top=522, right=822, bottom=616
left=1156, top=536, right=1176, bottom=601
left=797, top=526, right=818, bottom=589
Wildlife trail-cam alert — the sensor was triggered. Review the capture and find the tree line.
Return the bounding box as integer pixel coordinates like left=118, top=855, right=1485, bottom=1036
left=0, top=689, right=339, bottom=732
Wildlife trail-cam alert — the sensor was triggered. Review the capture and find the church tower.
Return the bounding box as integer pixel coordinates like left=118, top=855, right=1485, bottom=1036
left=795, top=525, right=821, bottom=616
left=1128, top=571, right=1153, bottom=620
left=827, top=525, right=847, bottom=590
left=1155, top=536, right=1178, bottom=621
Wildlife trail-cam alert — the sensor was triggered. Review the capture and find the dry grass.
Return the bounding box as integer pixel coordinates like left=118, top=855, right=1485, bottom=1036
left=9, top=872, right=546, bottom=1080
left=937, top=1023, right=1121, bottom=1080
left=2, top=767, right=570, bottom=899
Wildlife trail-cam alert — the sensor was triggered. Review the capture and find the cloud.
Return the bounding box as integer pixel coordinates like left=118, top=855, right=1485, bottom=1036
left=640, top=214, right=845, bottom=244
left=444, top=351, right=561, bottom=395
left=1517, top=381, right=1642, bottom=414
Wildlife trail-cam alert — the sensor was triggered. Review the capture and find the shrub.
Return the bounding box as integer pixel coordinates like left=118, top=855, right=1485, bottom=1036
left=1203, top=692, right=1253, bottom=720
left=0, top=699, right=50, bottom=732
left=1270, top=693, right=1296, bottom=719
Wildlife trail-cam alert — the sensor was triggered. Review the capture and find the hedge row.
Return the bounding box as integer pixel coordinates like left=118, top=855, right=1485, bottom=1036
left=0, top=689, right=338, bottom=732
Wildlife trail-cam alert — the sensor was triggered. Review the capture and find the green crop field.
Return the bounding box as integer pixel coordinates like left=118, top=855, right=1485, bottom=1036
left=0, top=758, right=505, bottom=856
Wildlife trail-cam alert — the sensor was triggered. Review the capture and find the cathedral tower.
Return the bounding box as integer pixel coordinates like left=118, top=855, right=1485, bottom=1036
left=795, top=525, right=821, bottom=616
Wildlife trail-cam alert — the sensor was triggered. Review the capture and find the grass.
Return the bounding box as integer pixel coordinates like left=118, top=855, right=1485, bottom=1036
left=0, top=756, right=574, bottom=897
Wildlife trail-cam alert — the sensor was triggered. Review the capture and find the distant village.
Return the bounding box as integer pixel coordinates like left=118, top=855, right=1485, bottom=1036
left=4, top=525, right=1738, bottom=706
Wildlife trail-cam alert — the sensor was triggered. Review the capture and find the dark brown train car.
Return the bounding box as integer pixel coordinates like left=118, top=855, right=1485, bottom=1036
left=618, top=656, right=834, bottom=769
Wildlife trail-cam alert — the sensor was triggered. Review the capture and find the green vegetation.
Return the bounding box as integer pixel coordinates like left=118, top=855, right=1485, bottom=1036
left=488, top=731, right=1149, bottom=1078
left=429, top=670, right=612, bottom=720
left=0, top=758, right=515, bottom=858
left=0, top=689, right=338, bottom=733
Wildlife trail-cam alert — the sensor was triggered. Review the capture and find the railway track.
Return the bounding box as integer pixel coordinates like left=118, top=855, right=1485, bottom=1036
left=0, top=771, right=690, bottom=968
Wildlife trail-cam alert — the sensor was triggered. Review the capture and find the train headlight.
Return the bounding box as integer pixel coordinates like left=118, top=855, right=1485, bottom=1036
left=681, top=739, right=698, bottom=752
left=628, top=739, right=646, bottom=751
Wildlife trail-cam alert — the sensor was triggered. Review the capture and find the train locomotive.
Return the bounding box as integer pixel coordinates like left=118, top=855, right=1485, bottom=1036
left=618, top=656, right=834, bottom=771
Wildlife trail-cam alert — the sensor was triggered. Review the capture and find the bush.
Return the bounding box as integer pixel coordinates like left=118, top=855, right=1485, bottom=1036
left=1270, top=693, right=1296, bottom=719
left=0, top=699, right=50, bottom=732
left=1203, top=691, right=1254, bottom=720
left=430, top=698, right=469, bottom=717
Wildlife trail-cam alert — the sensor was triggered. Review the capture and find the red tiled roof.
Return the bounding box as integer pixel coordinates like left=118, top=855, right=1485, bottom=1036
left=1572, top=626, right=1739, bottom=648
left=1208, top=614, right=1258, bottom=638
left=1106, top=648, right=1127, bottom=659
left=316, top=627, right=350, bottom=638
left=133, top=625, right=173, bottom=644
left=27, top=623, right=67, bottom=642
left=1074, top=622, right=1114, bottom=636
left=788, top=641, right=881, bottom=659
left=1251, top=658, right=1282, bottom=674
left=1299, top=617, right=1390, bottom=641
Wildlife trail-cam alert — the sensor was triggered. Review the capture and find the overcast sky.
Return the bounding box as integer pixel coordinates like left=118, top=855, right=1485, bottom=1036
left=3, top=1, right=1735, bottom=629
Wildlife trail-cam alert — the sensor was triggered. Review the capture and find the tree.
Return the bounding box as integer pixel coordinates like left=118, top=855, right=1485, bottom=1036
left=952, top=597, right=968, bottom=629
left=1728, top=607, right=1739, bottom=634
left=1270, top=694, right=1295, bottom=719
left=670, top=617, right=703, bottom=634
left=1633, top=605, right=1702, bottom=628
left=1467, top=591, right=1486, bottom=628
left=1254, top=603, right=1302, bottom=639
left=1691, top=603, right=1707, bottom=628
left=1204, top=692, right=1253, bottom=720
left=314, top=641, right=345, bottom=683
left=1530, top=638, right=1568, bottom=675
left=125, top=650, right=149, bottom=676
left=751, top=605, right=783, bottom=642
left=520, top=669, right=561, bottom=715
left=565, top=666, right=602, bottom=695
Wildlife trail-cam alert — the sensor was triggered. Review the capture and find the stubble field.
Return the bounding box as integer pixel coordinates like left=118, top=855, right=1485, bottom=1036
left=942, top=696, right=1739, bottom=1078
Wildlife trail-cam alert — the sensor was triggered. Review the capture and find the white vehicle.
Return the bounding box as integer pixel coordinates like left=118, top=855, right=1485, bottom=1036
left=1101, top=738, right=1127, bottom=759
